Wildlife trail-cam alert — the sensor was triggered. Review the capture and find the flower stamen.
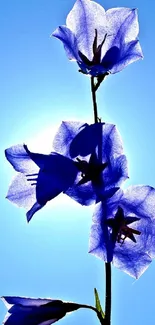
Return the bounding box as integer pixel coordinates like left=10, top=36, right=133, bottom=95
left=26, top=173, right=38, bottom=186
left=107, top=206, right=141, bottom=245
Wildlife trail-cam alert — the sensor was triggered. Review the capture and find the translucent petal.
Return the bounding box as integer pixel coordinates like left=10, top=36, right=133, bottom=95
left=66, top=0, right=106, bottom=60
left=109, top=40, right=143, bottom=74
left=121, top=186, right=155, bottom=220
left=89, top=193, right=123, bottom=261
left=53, top=121, right=87, bottom=157
left=103, top=155, right=128, bottom=188
left=5, top=145, right=38, bottom=174
left=104, top=8, right=139, bottom=52
left=6, top=173, right=36, bottom=209
left=89, top=186, right=155, bottom=277
left=113, top=251, right=152, bottom=278
left=52, top=26, right=79, bottom=61
left=2, top=297, right=54, bottom=308
left=53, top=122, right=125, bottom=159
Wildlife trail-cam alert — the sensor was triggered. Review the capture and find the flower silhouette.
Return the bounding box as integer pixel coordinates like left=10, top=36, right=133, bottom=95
left=52, top=0, right=143, bottom=76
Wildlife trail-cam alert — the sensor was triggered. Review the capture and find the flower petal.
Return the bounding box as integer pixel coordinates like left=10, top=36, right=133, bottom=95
left=109, top=40, right=143, bottom=74
left=69, top=123, right=104, bottom=158
left=5, top=145, right=38, bottom=174
left=65, top=181, right=96, bottom=205
left=2, top=297, right=54, bottom=307
left=22, top=148, right=78, bottom=198
left=26, top=202, right=43, bottom=222
left=105, top=8, right=139, bottom=50
left=2, top=297, right=83, bottom=325
left=103, top=154, right=128, bottom=188
left=89, top=190, right=123, bottom=260
left=53, top=121, right=87, bottom=157
left=66, top=0, right=106, bottom=60
left=89, top=186, right=155, bottom=278
left=52, top=26, right=79, bottom=61
left=113, top=251, right=152, bottom=278
left=6, top=173, right=37, bottom=209
left=6, top=173, right=43, bottom=222
left=35, top=155, right=78, bottom=205
left=121, top=186, right=155, bottom=220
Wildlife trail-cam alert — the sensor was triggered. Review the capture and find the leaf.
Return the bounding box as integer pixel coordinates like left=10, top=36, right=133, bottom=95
left=94, top=288, right=105, bottom=318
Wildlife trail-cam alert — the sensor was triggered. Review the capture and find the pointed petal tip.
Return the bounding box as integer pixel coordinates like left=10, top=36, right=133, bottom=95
left=26, top=212, right=32, bottom=223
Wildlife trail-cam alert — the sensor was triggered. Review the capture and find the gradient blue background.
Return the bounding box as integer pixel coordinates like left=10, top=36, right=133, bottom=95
left=1, top=0, right=155, bottom=324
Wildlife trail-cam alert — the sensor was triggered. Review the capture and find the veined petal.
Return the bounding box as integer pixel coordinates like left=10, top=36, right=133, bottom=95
left=103, top=155, right=128, bottom=188
left=89, top=186, right=155, bottom=278
left=101, top=124, right=124, bottom=158
left=105, top=8, right=139, bottom=50
left=53, top=122, right=125, bottom=159
left=113, top=251, right=152, bottom=278
left=52, top=26, right=79, bottom=61
left=109, top=40, right=143, bottom=74
left=5, top=145, right=38, bottom=174
left=121, top=185, right=155, bottom=220
left=53, top=121, right=88, bottom=157
left=89, top=191, right=123, bottom=260
left=52, top=2, right=142, bottom=76
left=66, top=0, right=106, bottom=60
left=2, top=297, right=54, bottom=307
left=6, top=173, right=36, bottom=209
left=65, top=180, right=96, bottom=206
left=6, top=173, right=43, bottom=222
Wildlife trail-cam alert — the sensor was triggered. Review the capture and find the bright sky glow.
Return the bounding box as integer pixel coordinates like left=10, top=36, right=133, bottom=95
left=1, top=1, right=155, bottom=325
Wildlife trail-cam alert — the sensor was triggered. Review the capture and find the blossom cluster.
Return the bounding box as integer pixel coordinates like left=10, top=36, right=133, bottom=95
left=2, top=1, right=153, bottom=325
left=5, top=121, right=155, bottom=279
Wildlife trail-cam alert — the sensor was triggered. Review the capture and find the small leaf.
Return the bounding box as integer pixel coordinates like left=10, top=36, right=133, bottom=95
left=94, top=288, right=105, bottom=318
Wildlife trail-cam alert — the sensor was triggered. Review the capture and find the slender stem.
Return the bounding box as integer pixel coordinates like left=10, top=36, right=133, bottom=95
left=78, top=304, right=104, bottom=324
left=105, top=262, right=111, bottom=325
left=91, top=76, right=98, bottom=123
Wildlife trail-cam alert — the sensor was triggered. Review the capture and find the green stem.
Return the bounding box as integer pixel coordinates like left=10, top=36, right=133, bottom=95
left=105, top=262, right=111, bottom=325
left=78, top=304, right=105, bottom=324
left=91, top=76, right=98, bottom=123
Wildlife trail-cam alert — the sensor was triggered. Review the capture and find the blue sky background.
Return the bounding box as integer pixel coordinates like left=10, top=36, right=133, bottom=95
left=0, top=0, right=155, bottom=324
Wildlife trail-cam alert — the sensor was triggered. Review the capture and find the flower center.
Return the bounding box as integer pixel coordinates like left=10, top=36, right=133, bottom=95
left=75, top=157, right=107, bottom=185
left=107, top=206, right=141, bottom=245
left=78, top=29, right=107, bottom=67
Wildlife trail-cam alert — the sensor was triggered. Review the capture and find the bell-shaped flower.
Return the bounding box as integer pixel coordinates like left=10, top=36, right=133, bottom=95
left=53, top=121, right=128, bottom=205
left=89, top=185, right=155, bottom=278
left=5, top=144, right=78, bottom=222
left=1, top=296, right=85, bottom=325
left=5, top=121, right=128, bottom=221
left=52, top=0, right=143, bottom=76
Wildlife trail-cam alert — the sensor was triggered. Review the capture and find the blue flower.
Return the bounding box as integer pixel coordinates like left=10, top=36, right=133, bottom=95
left=5, top=121, right=128, bottom=220
left=89, top=186, right=155, bottom=278
left=53, top=121, right=128, bottom=205
left=52, top=0, right=143, bottom=76
left=1, top=296, right=83, bottom=325
left=5, top=144, right=78, bottom=222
